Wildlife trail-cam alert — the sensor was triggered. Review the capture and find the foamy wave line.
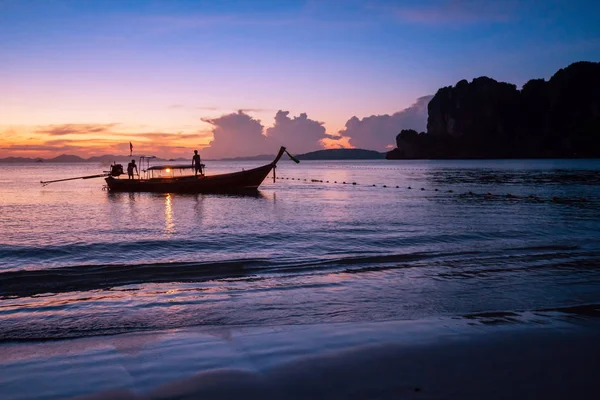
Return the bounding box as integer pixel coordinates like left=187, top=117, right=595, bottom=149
left=0, top=244, right=592, bottom=299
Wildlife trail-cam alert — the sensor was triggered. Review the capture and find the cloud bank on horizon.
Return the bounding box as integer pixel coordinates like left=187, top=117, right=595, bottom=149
left=340, top=96, right=432, bottom=150
left=198, top=96, right=431, bottom=158
left=0, top=97, right=433, bottom=159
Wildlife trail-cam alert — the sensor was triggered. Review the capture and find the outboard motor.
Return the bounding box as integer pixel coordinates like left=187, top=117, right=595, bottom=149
left=110, top=163, right=124, bottom=177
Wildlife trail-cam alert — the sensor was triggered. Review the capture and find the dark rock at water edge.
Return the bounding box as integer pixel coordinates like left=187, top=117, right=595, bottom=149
left=387, top=62, right=600, bottom=159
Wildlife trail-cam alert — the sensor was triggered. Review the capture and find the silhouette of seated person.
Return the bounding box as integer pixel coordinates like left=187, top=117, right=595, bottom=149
left=127, top=160, right=138, bottom=179
left=192, top=150, right=203, bottom=175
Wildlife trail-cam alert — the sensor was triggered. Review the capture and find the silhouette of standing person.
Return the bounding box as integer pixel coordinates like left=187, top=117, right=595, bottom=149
left=127, top=159, right=138, bottom=179
left=192, top=150, right=202, bottom=175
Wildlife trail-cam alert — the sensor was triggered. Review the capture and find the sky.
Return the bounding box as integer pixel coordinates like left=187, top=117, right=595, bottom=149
left=1, top=0, right=599, bottom=159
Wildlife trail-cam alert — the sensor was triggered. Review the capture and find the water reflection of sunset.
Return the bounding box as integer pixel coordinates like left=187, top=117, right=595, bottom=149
left=164, top=194, right=175, bottom=235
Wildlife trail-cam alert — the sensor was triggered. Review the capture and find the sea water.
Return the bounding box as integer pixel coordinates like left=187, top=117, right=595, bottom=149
left=1, top=159, right=600, bottom=341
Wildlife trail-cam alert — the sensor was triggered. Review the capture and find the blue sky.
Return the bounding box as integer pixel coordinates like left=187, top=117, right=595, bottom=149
left=1, top=0, right=599, bottom=157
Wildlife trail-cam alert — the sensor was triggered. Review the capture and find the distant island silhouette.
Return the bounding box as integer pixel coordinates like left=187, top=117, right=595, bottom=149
left=218, top=149, right=385, bottom=161
left=296, top=148, right=384, bottom=160
left=387, top=61, right=600, bottom=159
left=2, top=149, right=385, bottom=163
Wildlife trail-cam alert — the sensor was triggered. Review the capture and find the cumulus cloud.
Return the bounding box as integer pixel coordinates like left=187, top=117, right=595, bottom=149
left=196, top=106, right=273, bottom=113
left=33, top=124, right=206, bottom=143
left=196, top=106, right=221, bottom=111
left=321, top=135, right=352, bottom=149
left=387, top=0, right=516, bottom=24
left=129, top=132, right=206, bottom=140
left=266, top=111, right=328, bottom=154
left=339, top=95, right=433, bottom=151
left=239, top=107, right=273, bottom=113
left=200, top=110, right=332, bottom=158
left=0, top=144, right=86, bottom=153
left=200, top=111, right=275, bottom=159
left=35, top=123, right=119, bottom=136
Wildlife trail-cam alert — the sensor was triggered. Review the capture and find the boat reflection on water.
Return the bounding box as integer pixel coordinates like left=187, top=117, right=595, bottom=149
left=106, top=189, right=271, bottom=203
left=105, top=190, right=274, bottom=238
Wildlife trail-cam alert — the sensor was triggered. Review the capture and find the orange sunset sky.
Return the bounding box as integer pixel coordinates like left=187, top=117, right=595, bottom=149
left=2, top=0, right=598, bottom=159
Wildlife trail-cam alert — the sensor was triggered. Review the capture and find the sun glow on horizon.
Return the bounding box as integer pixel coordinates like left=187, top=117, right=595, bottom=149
left=2, top=0, right=598, bottom=159
left=0, top=118, right=358, bottom=159
left=0, top=123, right=216, bottom=159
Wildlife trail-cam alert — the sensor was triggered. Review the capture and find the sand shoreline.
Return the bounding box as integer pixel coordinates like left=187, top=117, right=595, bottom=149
left=1, top=312, right=599, bottom=399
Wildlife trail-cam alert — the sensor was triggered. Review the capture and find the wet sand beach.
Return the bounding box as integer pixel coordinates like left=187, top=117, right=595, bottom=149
left=1, top=310, right=599, bottom=400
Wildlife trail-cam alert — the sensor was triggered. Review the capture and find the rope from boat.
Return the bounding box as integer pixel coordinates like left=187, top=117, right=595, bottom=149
left=268, top=175, right=593, bottom=205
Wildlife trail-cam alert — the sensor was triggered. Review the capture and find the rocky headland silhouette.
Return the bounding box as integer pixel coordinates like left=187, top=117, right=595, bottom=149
left=387, top=61, right=600, bottom=159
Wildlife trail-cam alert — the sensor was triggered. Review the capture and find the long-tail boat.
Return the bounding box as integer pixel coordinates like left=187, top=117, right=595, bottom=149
left=41, top=146, right=298, bottom=194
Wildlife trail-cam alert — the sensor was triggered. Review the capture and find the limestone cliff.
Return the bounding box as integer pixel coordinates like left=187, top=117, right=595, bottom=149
left=388, top=61, right=600, bottom=159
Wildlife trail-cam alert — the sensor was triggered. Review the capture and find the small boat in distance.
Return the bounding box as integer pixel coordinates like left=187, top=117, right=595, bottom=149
left=41, top=146, right=298, bottom=194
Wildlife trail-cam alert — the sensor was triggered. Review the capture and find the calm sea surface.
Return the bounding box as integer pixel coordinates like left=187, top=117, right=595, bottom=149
left=1, top=159, right=600, bottom=341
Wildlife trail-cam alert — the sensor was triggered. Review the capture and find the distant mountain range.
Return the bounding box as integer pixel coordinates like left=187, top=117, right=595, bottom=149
left=0, top=154, right=188, bottom=163
left=0, top=148, right=385, bottom=163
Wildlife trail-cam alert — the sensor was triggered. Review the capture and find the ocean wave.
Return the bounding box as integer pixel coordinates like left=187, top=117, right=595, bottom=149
left=0, top=239, right=245, bottom=261
left=2, top=245, right=596, bottom=299
left=0, top=250, right=483, bottom=298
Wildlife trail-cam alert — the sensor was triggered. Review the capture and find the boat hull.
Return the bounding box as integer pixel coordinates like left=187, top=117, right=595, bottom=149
left=105, top=163, right=274, bottom=194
